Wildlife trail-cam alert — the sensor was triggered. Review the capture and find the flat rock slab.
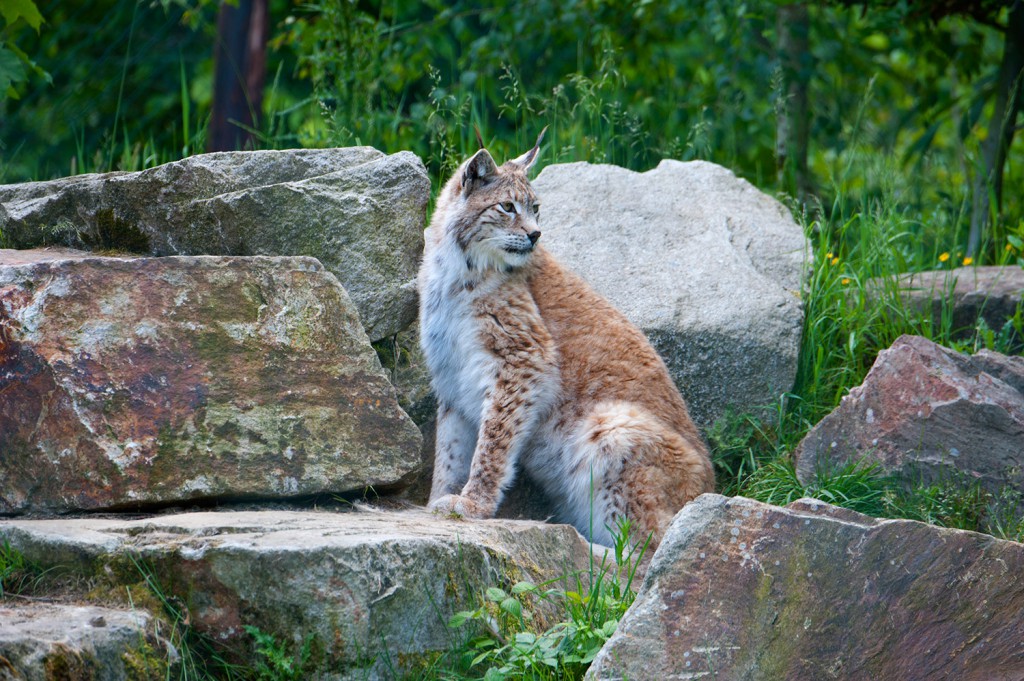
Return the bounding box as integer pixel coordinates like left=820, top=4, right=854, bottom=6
left=588, top=494, right=1024, bottom=681
left=0, top=603, right=163, bottom=681
left=0, top=508, right=593, bottom=679
left=0, top=251, right=422, bottom=514
left=879, top=266, right=1024, bottom=343
left=533, top=160, right=806, bottom=428
left=0, top=148, right=428, bottom=340
left=794, top=334, right=1024, bottom=493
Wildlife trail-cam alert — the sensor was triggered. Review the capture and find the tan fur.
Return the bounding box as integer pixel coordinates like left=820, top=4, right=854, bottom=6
left=419, top=142, right=714, bottom=549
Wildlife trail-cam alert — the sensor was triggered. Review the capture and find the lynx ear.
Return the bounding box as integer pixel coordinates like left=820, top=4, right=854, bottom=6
left=509, top=126, right=547, bottom=171
left=462, top=149, right=498, bottom=194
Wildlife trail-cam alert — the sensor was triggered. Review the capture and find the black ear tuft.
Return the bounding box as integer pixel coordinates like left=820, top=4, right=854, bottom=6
left=509, top=126, right=547, bottom=171
left=462, top=149, right=498, bottom=194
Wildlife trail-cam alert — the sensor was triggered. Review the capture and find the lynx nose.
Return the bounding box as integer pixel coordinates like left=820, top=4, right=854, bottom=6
left=527, top=230, right=541, bottom=245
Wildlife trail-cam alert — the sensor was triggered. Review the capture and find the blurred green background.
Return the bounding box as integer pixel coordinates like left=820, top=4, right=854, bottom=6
left=2, top=0, right=1021, bottom=263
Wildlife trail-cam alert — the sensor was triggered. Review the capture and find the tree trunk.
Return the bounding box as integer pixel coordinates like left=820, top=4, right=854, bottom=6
left=776, top=2, right=813, bottom=200
left=968, top=0, right=1024, bottom=257
left=208, top=0, right=269, bottom=152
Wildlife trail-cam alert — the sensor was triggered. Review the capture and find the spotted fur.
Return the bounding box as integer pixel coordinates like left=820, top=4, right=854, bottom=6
left=419, top=142, right=714, bottom=548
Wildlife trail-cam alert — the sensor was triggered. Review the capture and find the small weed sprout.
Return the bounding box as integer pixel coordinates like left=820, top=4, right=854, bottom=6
left=244, top=626, right=315, bottom=681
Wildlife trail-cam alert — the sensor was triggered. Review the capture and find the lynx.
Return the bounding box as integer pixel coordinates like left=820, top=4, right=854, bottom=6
left=419, top=134, right=714, bottom=548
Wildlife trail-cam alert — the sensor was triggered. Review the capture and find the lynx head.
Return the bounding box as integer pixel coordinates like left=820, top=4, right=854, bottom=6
left=434, top=130, right=546, bottom=272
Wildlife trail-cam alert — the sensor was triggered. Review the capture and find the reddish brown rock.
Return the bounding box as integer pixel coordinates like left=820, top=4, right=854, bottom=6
left=588, top=494, right=1024, bottom=681
left=794, top=334, right=1024, bottom=492
left=0, top=250, right=422, bottom=514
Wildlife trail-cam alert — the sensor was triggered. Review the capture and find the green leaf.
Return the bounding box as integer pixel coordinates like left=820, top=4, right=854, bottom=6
left=601, top=619, right=618, bottom=637
left=513, top=632, right=536, bottom=645
left=448, top=611, right=471, bottom=629
left=499, top=597, right=522, bottom=619
left=0, top=45, right=25, bottom=95
left=483, top=666, right=505, bottom=681
left=510, top=580, right=536, bottom=594
left=0, top=0, right=45, bottom=31
left=1008, top=235, right=1023, bottom=249
left=485, top=586, right=507, bottom=602
left=471, top=650, right=493, bottom=666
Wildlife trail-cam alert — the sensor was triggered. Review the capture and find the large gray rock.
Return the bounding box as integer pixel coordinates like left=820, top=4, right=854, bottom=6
left=794, top=335, right=1024, bottom=493
left=0, top=508, right=593, bottom=680
left=0, top=148, right=428, bottom=340
left=588, top=494, right=1024, bottom=680
left=0, top=249, right=422, bottom=514
left=0, top=604, right=167, bottom=681
left=533, top=160, right=806, bottom=427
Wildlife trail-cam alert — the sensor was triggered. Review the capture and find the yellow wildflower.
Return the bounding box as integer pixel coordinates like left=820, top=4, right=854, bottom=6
left=963, top=256, right=974, bottom=266
left=841, top=277, right=851, bottom=285
left=938, top=252, right=950, bottom=263
left=830, top=255, right=840, bottom=266
left=1007, top=243, right=1015, bottom=252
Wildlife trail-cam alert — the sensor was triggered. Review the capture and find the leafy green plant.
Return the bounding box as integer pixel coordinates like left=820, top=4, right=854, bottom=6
left=444, top=519, right=647, bottom=680
left=244, top=626, right=315, bottom=681
left=0, top=0, right=50, bottom=100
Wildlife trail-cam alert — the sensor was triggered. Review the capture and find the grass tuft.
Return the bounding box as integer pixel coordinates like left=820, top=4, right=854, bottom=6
left=0, top=540, right=45, bottom=598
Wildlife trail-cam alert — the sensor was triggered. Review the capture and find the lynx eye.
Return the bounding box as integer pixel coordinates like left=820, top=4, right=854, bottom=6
left=500, top=201, right=516, bottom=213
left=533, top=203, right=540, bottom=217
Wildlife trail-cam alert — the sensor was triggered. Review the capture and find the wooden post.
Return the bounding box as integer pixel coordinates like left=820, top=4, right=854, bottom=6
left=208, top=0, right=269, bottom=152
left=968, top=0, right=1024, bottom=257
left=776, top=2, right=812, bottom=200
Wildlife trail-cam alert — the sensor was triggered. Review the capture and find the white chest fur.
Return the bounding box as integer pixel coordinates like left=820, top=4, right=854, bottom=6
left=419, top=248, right=499, bottom=426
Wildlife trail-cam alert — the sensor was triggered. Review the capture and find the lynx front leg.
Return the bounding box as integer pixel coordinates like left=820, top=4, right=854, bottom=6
left=430, top=377, right=551, bottom=517
left=430, top=303, right=558, bottom=518
left=429, top=402, right=477, bottom=501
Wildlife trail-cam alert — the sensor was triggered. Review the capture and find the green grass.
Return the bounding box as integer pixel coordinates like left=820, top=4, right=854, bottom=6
left=0, top=540, right=45, bottom=598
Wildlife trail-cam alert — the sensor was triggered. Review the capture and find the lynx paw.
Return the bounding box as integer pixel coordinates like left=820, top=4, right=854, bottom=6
left=429, top=494, right=490, bottom=519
